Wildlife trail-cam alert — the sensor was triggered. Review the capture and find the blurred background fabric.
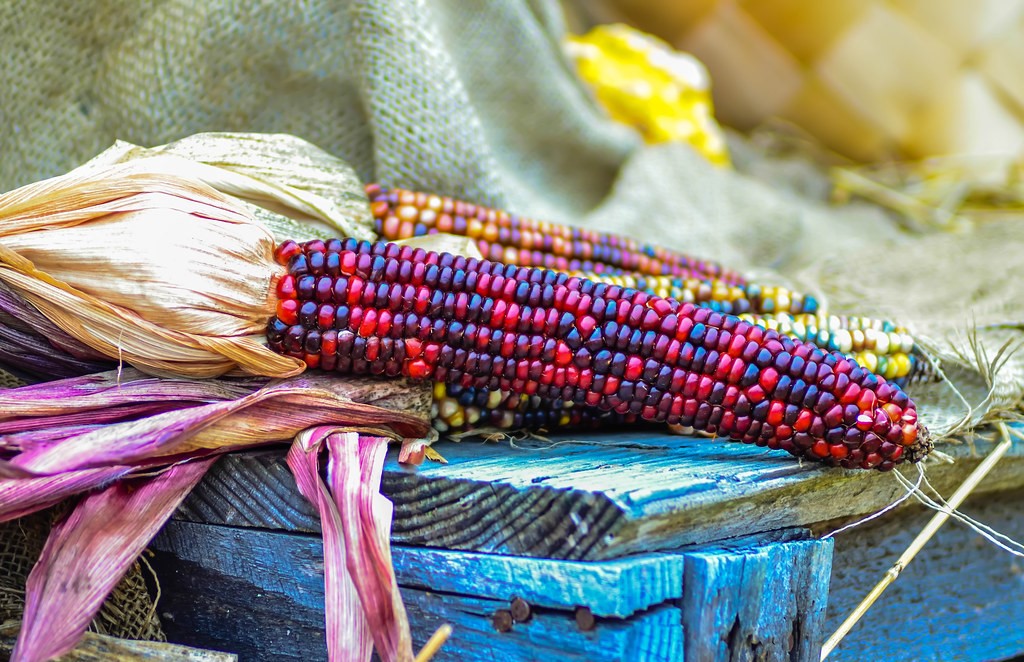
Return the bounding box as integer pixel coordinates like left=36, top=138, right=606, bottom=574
left=579, top=0, right=1024, bottom=163
left=3, top=0, right=1024, bottom=433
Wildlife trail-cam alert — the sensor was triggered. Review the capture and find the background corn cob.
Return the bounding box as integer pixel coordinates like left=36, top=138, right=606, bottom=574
left=430, top=382, right=632, bottom=434
left=367, top=185, right=747, bottom=285
left=268, top=238, right=931, bottom=470
left=367, top=186, right=926, bottom=438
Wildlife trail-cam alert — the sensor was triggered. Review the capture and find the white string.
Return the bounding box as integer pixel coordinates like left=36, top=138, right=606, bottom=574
left=893, top=464, right=1024, bottom=558
left=821, top=468, right=923, bottom=540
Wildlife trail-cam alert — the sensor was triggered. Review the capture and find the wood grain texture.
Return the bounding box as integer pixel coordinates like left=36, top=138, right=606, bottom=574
left=0, top=628, right=236, bottom=661
left=175, top=427, right=1024, bottom=560
left=152, top=519, right=683, bottom=618
left=149, top=521, right=684, bottom=661
left=682, top=538, right=833, bottom=662
left=824, top=487, right=1024, bottom=662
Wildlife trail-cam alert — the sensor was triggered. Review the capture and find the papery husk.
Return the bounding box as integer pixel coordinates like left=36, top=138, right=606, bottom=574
left=78, top=133, right=377, bottom=243
left=12, top=459, right=214, bottom=662
left=0, top=370, right=431, bottom=478
left=288, top=429, right=413, bottom=662
left=0, top=157, right=305, bottom=378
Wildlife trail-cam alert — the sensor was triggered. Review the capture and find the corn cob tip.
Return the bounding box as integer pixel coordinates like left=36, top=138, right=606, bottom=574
left=906, top=425, right=933, bottom=464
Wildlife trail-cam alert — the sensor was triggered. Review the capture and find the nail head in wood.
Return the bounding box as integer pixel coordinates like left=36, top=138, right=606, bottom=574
left=575, top=606, right=596, bottom=632
left=491, top=609, right=514, bottom=633
left=510, top=597, right=532, bottom=623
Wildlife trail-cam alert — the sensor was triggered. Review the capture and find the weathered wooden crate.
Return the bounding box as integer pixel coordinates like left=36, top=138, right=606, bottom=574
left=148, top=429, right=1024, bottom=661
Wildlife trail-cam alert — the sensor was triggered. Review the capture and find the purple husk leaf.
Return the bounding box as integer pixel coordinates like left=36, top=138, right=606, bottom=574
left=5, top=374, right=427, bottom=476
left=11, top=459, right=214, bottom=662
left=288, top=428, right=374, bottom=662
left=0, top=465, right=133, bottom=523
left=287, top=429, right=413, bottom=662
left=0, top=282, right=111, bottom=379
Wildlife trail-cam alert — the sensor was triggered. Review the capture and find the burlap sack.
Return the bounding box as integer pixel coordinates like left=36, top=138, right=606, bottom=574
left=1, top=0, right=1021, bottom=435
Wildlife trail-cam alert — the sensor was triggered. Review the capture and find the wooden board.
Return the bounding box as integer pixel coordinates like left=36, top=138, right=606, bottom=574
left=150, top=521, right=833, bottom=662
left=176, top=427, right=1024, bottom=560
left=823, top=486, right=1024, bottom=662
left=0, top=626, right=236, bottom=661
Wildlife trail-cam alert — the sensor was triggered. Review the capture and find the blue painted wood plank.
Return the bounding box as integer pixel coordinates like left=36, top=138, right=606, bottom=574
left=151, top=521, right=835, bottom=661
left=683, top=537, right=833, bottom=662
left=824, top=487, right=1024, bottom=662
left=393, top=546, right=684, bottom=618
left=150, top=521, right=682, bottom=661
left=154, top=517, right=684, bottom=617
left=177, top=425, right=1024, bottom=560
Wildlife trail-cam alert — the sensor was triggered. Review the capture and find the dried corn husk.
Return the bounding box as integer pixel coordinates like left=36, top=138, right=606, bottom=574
left=14, top=460, right=214, bottom=662
left=79, top=132, right=377, bottom=243
left=288, top=430, right=413, bottom=662
left=0, top=132, right=378, bottom=379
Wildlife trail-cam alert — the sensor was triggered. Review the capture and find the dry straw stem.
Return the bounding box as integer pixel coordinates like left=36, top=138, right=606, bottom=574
left=414, top=624, right=453, bottom=662
left=820, top=422, right=1015, bottom=660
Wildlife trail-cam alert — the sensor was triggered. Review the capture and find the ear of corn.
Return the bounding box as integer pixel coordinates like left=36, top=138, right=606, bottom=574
left=269, top=238, right=931, bottom=470
left=367, top=185, right=747, bottom=285
left=430, top=381, right=631, bottom=434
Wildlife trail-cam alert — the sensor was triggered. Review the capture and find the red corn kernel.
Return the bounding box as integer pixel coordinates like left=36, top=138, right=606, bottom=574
left=277, top=275, right=297, bottom=299
left=793, top=409, right=813, bottom=432
left=358, top=309, right=378, bottom=337
left=365, top=337, right=380, bottom=362
left=504, top=303, right=521, bottom=331
left=540, top=364, right=556, bottom=385
left=577, top=315, right=597, bottom=337
left=811, top=440, right=829, bottom=458
left=304, top=353, right=321, bottom=369
left=625, top=356, right=643, bottom=381
left=675, top=316, right=694, bottom=342
left=555, top=342, right=573, bottom=367
left=829, top=444, right=848, bottom=459
left=650, top=298, right=673, bottom=316
left=824, top=405, right=844, bottom=428
left=275, top=240, right=302, bottom=265
left=882, top=403, right=902, bottom=423
left=767, top=401, right=785, bottom=426
left=759, top=367, right=779, bottom=393
left=715, top=354, right=732, bottom=381
left=901, top=424, right=917, bottom=446
left=317, top=304, right=335, bottom=330
left=665, top=339, right=681, bottom=364
left=276, top=300, right=299, bottom=326
left=407, top=358, right=430, bottom=379
left=377, top=310, right=393, bottom=337
left=856, top=389, right=877, bottom=413
left=839, top=383, right=862, bottom=405
left=492, top=300, right=508, bottom=327
left=423, top=343, right=441, bottom=365
left=746, top=385, right=766, bottom=404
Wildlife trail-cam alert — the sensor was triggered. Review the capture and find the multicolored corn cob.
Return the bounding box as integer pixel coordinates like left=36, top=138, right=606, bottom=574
left=367, top=185, right=746, bottom=285
left=430, top=382, right=630, bottom=434
left=579, top=272, right=921, bottom=381
left=267, top=238, right=931, bottom=471
left=573, top=272, right=819, bottom=316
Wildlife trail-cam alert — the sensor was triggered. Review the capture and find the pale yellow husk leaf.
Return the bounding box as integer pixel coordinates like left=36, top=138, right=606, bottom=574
left=0, top=156, right=305, bottom=378
left=78, top=132, right=377, bottom=242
